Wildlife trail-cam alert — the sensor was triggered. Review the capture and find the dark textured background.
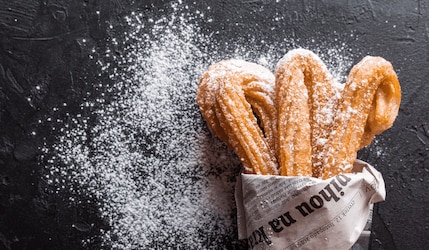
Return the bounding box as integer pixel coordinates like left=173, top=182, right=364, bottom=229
left=0, top=0, right=428, bottom=249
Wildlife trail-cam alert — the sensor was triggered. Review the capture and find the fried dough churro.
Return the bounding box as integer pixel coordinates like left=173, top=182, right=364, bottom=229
left=320, top=56, right=401, bottom=179
left=197, top=49, right=401, bottom=179
left=275, top=49, right=339, bottom=177
left=197, top=60, right=279, bottom=175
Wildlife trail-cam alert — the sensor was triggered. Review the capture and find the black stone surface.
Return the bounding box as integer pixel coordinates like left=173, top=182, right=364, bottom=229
left=0, top=0, right=428, bottom=249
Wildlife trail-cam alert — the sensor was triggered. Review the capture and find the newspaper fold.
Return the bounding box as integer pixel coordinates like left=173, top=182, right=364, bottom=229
left=235, top=160, right=385, bottom=250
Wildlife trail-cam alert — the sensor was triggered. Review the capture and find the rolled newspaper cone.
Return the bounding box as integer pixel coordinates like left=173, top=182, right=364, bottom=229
left=235, top=160, right=385, bottom=250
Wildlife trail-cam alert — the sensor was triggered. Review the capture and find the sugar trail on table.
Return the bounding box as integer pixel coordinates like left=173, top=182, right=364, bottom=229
left=43, top=3, right=241, bottom=249
left=42, top=2, right=355, bottom=249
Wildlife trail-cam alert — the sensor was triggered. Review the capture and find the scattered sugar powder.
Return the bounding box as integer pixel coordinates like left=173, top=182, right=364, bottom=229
left=41, top=1, right=357, bottom=249
left=43, top=3, right=242, bottom=249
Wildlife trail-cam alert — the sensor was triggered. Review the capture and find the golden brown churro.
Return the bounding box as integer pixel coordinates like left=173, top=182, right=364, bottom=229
left=197, top=60, right=278, bottom=175
left=275, top=49, right=339, bottom=177
left=320, top=56, right=401, bottom=179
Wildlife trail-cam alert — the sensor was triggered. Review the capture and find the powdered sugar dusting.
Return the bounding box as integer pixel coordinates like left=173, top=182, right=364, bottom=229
left=43, top=3, right=240, bottom=249
left=41, top=2, right=357, bottom=248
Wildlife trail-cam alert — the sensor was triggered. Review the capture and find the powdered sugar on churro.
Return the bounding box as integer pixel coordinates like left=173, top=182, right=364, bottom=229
left=40, top=1, right=356, bottom=249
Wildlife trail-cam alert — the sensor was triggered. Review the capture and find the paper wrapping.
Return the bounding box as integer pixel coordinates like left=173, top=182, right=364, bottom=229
left=235, top=160, right=385, bottom=250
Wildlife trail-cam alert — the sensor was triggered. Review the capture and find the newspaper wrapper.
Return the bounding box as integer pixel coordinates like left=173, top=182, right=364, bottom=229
left=235, top=160, right=385, bottom=250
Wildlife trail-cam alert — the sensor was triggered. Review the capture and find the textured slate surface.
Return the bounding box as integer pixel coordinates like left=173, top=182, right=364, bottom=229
left=0, top=0, right=428, bottom=249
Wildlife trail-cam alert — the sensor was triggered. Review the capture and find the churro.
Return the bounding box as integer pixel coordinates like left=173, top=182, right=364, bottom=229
left=321, top=56, right=401, bottom=179
left=197, top=60, right=278, bottom=175
left=275, top=49, right=339, bottom=177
